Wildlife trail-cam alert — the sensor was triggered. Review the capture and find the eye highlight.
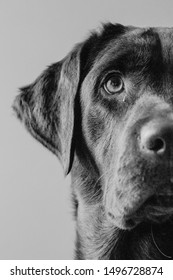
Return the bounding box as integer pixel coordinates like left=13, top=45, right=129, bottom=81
left=103, top=72, right=124, bottom=95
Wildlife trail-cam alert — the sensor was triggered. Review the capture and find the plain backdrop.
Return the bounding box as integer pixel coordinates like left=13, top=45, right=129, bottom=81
left=1, top=0, right=173, bottom=259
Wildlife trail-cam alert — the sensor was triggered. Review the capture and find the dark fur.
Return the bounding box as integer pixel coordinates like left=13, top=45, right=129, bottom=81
left=13, top=23, right=173, bottom=259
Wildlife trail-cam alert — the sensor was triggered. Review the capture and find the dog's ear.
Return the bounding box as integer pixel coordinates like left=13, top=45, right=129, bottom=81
left=13, top=44, right=83, bottom=175
left=13, top=23, right=127, bottom=175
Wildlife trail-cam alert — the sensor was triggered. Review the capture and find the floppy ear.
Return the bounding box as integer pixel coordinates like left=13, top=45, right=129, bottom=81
left=13, top=23, right=127, bottom=175
left=13, top=44, right=82, bottom=175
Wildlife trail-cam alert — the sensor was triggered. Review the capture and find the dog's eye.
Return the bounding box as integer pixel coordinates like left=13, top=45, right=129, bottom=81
left=103, top=73, right=124, bottom=95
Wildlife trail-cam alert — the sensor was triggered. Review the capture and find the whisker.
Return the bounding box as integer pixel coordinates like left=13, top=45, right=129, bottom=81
left=151, top=225, right=172, bottom=259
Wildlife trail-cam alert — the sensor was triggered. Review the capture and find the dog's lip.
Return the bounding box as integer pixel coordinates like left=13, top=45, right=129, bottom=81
left=107, top=193, right=173, bottom=230
left=142, top=194, right=173, bottom=210
left=128, top=193, right=173, bottom=225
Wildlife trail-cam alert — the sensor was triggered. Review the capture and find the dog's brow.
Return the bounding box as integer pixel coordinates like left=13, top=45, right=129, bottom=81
left=92, top=32, right=165, bottom=78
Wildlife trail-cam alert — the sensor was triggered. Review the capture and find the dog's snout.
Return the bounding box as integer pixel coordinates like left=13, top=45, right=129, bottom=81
left=140, top=118, right=173, bottom=156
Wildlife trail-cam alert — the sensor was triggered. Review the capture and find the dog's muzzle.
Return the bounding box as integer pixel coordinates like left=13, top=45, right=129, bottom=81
left=105, top=97, right=173, bottom=230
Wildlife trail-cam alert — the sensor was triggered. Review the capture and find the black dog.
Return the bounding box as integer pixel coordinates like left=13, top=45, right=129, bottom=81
left=13, top=23, right=173, bottom=259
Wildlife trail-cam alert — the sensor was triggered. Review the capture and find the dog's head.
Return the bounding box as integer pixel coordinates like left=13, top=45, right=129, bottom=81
left=13, top=23, right=173, bottom=230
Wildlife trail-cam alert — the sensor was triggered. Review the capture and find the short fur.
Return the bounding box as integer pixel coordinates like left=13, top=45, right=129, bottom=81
left=13, top=23, right=173, bottom=259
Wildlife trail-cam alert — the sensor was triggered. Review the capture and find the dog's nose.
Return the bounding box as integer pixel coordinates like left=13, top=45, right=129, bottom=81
left=140, top=118, right=173, bottom=156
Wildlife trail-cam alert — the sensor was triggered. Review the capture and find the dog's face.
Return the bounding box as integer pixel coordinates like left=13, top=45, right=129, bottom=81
left=13, top=24, right=173, bottom=231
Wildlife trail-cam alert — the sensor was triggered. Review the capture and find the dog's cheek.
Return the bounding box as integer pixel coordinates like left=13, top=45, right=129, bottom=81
left=86, top=107, right=118, bottom=167
left=86, top=108, right=106, bottom=144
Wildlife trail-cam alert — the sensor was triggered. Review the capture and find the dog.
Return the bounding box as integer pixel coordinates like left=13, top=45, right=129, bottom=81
left=13, top=23, right=173, bottom=259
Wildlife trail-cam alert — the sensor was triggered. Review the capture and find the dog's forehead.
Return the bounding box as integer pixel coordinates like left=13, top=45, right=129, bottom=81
left=156, top=27, right=173, bottom=55
left=91, top=27, right=173, bottom=74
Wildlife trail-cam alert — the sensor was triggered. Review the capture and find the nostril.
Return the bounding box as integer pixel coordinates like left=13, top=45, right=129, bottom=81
left=146, top=137, right=166, bottom=153
left=140, top=118, right=173, bottom=156
left=140, top=121, right=170, bottom=155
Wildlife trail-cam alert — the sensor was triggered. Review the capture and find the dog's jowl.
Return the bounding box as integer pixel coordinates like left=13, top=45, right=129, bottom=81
left=13, top=23, right=173, bottom=259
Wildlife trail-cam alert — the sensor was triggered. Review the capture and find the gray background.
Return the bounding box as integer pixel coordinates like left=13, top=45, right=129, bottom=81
left=1, top=0, right=173, bottom=259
